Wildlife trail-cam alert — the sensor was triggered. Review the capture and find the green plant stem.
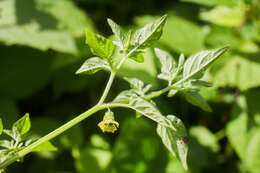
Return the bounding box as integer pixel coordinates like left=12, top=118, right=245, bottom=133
left=144, top=76, right=188, bottom=100
left=98, top=71, right=116, bottom=105
left=116, top=46, right=139, bottom=70
left=215, top=128, right=226, bottom=141
left=0, top=104, right=107, bottom=169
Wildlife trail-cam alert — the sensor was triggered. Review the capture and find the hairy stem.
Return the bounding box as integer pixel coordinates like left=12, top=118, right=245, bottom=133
left=0, top=104, right=107, bottom=169
left=116, top=46, right=139, bottom=70
left=144, top=76, right=189, bottom=100
left=98, top=71, right=116, bottom=105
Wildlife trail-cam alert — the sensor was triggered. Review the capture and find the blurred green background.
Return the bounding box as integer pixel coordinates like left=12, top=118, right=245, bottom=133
left=1, top=0, right=260, bottom=172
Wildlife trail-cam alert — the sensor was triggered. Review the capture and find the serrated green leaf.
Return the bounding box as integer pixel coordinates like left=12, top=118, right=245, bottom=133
left=31, top=141, right=58, bottom=152
left=157, top=115, right=188, bottom=170
left=0, top=119, right=3, bottom=135
left=128, top=97, right=176, bottom=131
left=125, top=78, right=144, bottom=90
left=182, top=90, right=212, bottom=112
left=155, top=48, right=176, bottom=82
left=183, top=47, right=228, bottom=81
left=107, top=18, right=125, bottom=49
left=12, top=113, right=31, bottom=136
left=76, top=57, right=111, bottom=75
left=133, top=15, right=167, bottom=49
left=124, top=77, right=152, bottom=96
left=114, top=94, right=176, bottom=131
left=113, top=90, right=138, bottom=103
left=0, top=140, right=11, bottom=149
left=85, top=29, right=115, bottom=59
left=200, top=5, right=246, bottom=27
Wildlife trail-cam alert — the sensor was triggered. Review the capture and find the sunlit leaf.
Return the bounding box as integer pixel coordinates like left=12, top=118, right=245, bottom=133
left=124, top=77, right=152, bottom=96
left=155, top=48, right=176, bottom=82
left=76, top=57, right=111, bottom=75
left=113, top=90, right=138, bottom=103
left=12, top=113, right=31, bottom=136
left=133, top=15, right=167, bottom=49
left=85, top=29, right=115, bottom=59
left=183, top=47, right=228, bottom=81
left=157, top=115, right=188, bottom=169
left=107, top=18, right=125, bottom=49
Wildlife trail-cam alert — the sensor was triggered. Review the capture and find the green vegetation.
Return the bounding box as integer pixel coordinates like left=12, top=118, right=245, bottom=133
left=0, top=0, right=260, bottom=173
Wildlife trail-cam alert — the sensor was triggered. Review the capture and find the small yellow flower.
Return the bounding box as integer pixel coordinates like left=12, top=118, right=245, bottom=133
left=98, top=109, right=119, bottom=133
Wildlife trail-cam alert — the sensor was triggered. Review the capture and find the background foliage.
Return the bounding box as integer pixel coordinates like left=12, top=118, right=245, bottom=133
left=1, top=0, right=260, bottom=172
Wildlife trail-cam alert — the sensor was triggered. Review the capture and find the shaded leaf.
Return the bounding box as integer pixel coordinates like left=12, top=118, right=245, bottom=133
left=31, top=141, right=58, bottom=152
left=85, top=29, right=115, bottom=59
left=157, top=115, right=188, bottom=169
left=133, top=15, right=167, bottom=49
left=183, top=47, right=228, bottom=81
left=76, top=57, right=111, bottom=75
left=182, top=90, right=212, bottom=112
left=12, top=113, right=31, bottom=136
